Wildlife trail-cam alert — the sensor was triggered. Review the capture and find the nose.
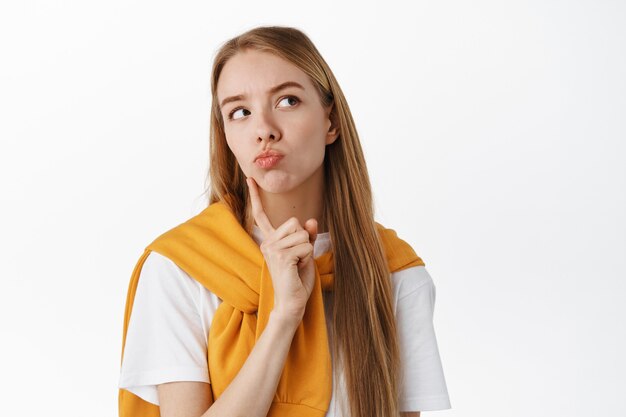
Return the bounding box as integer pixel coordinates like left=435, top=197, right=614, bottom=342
left=255, top=109, right=280, bottom=143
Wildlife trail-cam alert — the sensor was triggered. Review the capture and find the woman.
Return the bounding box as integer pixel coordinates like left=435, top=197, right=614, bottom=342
left=118, top=25, right=451, bottom=417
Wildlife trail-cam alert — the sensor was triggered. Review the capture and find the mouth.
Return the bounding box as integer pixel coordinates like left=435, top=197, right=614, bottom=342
left=255, top=155, right=284, bottom=169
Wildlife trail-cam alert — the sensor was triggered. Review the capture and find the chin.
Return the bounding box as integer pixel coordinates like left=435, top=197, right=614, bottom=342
left=256, top=171, right=295, bottom=193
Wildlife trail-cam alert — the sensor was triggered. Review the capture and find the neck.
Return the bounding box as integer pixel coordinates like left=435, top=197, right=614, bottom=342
left=247, top=165, right=327, bottom=234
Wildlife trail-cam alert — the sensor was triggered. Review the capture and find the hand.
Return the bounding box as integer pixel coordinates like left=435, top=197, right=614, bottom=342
left=246, top=177, right=318, bottom=322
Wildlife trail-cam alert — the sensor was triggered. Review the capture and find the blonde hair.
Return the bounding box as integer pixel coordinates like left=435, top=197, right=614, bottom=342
left=204, top=25, right=402, bottom=417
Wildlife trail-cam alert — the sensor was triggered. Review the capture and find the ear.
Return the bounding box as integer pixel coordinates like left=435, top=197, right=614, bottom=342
left=325, top=104, right=340, bottom=145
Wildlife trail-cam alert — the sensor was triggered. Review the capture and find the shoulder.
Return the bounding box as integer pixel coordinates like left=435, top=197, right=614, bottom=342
left=138, top=251, right=203, bottom=304
left=141, top=251, right=189, bottom=284
left=139, top=250, right=223, bottom=313
left=143, top=250, right=179, bottom=271
left=391, top=265, right=435, bottom=301
left=374, top=222, right=425, bottom=270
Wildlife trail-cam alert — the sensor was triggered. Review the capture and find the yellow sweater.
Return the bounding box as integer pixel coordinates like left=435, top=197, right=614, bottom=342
left=119, top=199, right=424, bottom=416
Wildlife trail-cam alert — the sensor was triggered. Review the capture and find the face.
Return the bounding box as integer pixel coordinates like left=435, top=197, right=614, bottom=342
left=216, top=49, right=338, bottom=194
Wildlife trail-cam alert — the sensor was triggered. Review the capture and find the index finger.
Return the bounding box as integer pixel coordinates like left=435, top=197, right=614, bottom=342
left=246, top=177, right=275, bottom=236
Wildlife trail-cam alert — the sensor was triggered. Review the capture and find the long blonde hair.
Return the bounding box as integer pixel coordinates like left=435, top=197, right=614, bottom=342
left=204, top=25, right=402, bottom=417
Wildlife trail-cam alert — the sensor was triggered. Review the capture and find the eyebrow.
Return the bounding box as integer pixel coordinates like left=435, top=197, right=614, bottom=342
left=219, top=81, right=305, bottom=109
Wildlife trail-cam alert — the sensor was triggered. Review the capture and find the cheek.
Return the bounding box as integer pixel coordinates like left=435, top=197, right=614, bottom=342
left=288, top=114, right=327, bottom=146
left=224, top=134, right=247, bottom=165
left=286, top=132, right=327, bottom=168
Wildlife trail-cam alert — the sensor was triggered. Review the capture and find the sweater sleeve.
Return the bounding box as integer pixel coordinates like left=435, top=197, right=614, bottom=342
left=118, top=251, right=211, bottom=406
left=394, top=266, right=452, bottom=412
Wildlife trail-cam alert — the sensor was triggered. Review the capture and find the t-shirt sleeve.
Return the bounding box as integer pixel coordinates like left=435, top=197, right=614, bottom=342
left=118, top=251, right=211, bottom=406
left=395, top=266, right=452, bottom=411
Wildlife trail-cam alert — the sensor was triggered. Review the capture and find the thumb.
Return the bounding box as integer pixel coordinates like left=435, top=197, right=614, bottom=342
left=304, top=218, right=318, bottom=247
left=297, top=219, right=317, bottom=269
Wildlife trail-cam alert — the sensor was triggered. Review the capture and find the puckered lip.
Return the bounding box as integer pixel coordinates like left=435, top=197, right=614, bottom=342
left=254, top=149, right=284, bottom=161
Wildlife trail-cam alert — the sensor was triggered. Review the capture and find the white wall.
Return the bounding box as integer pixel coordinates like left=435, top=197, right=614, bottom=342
left=1, top=1, right=624, bottom=416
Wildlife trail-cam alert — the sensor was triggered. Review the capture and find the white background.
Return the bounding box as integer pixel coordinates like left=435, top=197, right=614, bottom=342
left=1, top=1, right=624, bottom=416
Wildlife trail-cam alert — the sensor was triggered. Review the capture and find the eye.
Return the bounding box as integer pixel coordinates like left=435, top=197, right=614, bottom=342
left=226, top=96, right=300, bottom=121
left=277, top=95, right=300, bottom=108
left=227, top=107, right=249, bottom=121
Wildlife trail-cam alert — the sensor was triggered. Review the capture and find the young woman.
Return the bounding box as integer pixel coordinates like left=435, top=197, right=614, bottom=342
left=118, top=26, right=451, bottom=417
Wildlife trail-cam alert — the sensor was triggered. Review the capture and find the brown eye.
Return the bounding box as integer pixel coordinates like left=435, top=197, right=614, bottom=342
left=277, top=96, right=300, bottom=108
left=228, top=107, right=249, bottom=120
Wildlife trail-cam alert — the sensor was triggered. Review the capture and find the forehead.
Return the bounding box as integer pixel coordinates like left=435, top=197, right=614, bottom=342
left=217, top=50, right=313, bottom=101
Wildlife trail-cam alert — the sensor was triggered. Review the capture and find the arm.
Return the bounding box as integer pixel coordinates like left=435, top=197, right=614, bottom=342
left=158, top=311, right=301, bottom=417
left=160, top=181, right=320, bottom=417
left=396, top=267, right=451, bottom=413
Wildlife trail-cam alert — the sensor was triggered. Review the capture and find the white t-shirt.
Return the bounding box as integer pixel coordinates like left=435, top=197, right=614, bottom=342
left=119, top=225, right=451, bottom=414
